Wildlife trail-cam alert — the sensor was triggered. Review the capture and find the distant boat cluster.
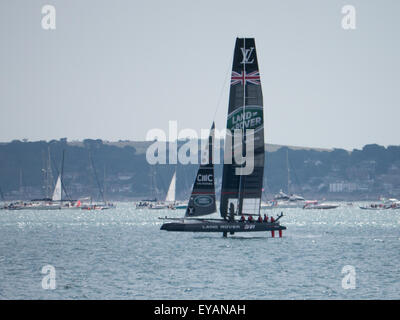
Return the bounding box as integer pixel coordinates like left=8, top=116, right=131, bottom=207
left=1, top=150, right=116, bottom=211
left=2, top=199, right=116, bottom=211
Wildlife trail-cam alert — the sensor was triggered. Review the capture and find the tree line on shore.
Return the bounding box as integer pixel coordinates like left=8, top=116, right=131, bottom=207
left=0, top=139, right=399, bottom=200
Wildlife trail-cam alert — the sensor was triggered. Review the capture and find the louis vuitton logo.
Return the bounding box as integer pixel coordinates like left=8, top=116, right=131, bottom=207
left=240, top=47, right=254, bottom=64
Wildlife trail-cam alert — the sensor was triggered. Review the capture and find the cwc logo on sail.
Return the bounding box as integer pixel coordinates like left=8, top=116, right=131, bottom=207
left=194, top=195, right=214, bottom=207
left=227, top=106, right=263, bottom=132
left=197, top=174, right=213, bottom=183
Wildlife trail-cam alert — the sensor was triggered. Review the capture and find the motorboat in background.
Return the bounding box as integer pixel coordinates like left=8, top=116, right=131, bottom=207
left=261, top=190, right=306, bottom=209
left=2, top=200, right=61, bottom=210
left=263, top=149, right=307, bottom=209
left=80, top=202, right=115, bottom=210
left=388, top=198, right=400, bottom=209
left=359, top=198, right=400, bottom=210
left=303, top=200, right=339, bottom=210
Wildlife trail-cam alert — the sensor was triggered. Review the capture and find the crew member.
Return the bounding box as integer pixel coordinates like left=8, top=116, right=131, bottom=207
left=240, top=215, right=245, bottom=222
left=257, top=215, right=262, bottom=223
left=248, top=215, right=253, bottom=222
left=228, top=203, right=235, bottom=221
left=270, top=216, right=275, bottom=223
left=263, top=214, right=268, bottom=223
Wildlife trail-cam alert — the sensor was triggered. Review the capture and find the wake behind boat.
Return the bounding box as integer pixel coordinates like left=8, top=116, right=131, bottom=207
left=160, top=38, right=286, bottom=237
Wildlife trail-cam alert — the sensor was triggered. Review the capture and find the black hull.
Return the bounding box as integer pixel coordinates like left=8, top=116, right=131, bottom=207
left=160, top=220, right=286, bottom=233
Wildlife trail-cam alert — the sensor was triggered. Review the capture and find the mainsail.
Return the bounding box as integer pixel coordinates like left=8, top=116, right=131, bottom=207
left=220, top=38, right=265, bottom=218
left=165, top=171, right=176, bottom=202
left=185, top=123, right=216, bottom=217
left=52, top=175, right=62, bottom=201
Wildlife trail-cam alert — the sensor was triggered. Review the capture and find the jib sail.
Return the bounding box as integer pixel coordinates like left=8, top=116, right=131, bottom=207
left=185, top=123, right=216, bottom=217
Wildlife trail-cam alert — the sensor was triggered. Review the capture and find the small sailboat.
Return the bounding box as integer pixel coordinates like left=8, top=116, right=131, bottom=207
left=82, top=152, right=116, bottom=210
left=164, top=170, right=177, bottom=209
left=5, top=152, right=69, bottom=210
left=136, top=166, right=164, bottom=209
left=160, top=38, right=286, bottom=237
left=166, top=171, right=189, bottom=209
left=148, top=170, right=179, bottom=210
left=5, top=177, right=63, bottom=211
left=51, top=151, right=80, bottom=209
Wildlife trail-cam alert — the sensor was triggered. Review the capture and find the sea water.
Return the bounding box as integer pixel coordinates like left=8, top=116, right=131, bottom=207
left=0, top=203, right=399, bottom=299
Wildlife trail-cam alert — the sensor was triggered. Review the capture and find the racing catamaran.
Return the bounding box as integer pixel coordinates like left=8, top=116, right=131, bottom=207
left=160, top=38, right=286, bottom=237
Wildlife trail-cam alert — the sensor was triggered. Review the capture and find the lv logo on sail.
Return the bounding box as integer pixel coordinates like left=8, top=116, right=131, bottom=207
left=240, top=47, right=254, bottom=64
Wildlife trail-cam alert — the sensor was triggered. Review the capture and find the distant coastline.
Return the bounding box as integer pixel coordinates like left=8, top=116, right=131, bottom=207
left=0, top=139, right=398, bottom=202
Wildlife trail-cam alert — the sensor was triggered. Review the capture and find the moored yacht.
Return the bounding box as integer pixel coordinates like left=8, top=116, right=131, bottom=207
left=261, top=190, right=306, bottom=209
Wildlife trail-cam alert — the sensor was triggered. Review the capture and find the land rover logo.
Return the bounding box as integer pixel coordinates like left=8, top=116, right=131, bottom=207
left=227, top=105, right=263, bottom=132
left=194, top=195, right=214, bottom=207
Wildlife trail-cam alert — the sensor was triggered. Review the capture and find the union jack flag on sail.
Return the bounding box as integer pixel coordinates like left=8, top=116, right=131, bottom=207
left=231, top=70, right=261, bottom=86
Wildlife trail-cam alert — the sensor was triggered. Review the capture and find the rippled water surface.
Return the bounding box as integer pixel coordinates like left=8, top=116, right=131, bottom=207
left=0, top=203, right=399, bottom=299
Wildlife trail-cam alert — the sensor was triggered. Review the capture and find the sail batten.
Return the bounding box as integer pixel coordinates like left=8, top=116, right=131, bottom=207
left=220, top=38, right=265, bottom=218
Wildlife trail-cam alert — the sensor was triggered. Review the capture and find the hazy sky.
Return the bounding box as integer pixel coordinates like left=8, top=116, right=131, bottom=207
left=1, top=0, right=399, bottom=150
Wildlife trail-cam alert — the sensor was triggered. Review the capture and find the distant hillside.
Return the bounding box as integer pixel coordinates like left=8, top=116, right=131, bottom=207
left=0, top=139, right=399, bottom=201
left=68, top=140, right=333, bottom=154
